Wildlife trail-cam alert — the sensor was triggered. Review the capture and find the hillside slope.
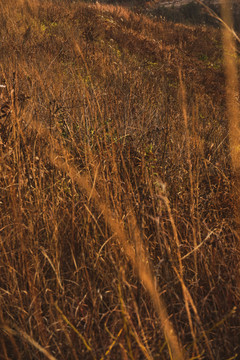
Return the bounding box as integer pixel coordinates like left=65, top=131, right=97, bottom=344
left=0, top=0, right=239, bottom=359
left=144, top=0, right=240, bottom=30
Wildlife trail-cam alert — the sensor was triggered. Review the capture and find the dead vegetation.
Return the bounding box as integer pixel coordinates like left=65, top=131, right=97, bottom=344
left=0, top=0, right=239, bottom=359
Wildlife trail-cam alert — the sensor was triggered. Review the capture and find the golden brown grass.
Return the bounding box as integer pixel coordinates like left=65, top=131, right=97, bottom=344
left=0, top=0, right=239, bottom=359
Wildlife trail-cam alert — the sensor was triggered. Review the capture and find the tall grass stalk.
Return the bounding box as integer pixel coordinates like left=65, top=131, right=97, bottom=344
left=221, top=0, right=240, bottom=287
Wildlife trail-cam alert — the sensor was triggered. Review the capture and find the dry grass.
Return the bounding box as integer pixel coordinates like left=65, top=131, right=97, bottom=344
left=0, top=0, right=239, bottom=359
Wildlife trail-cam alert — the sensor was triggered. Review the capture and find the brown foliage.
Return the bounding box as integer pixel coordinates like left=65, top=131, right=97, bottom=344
left=0, top=0, right=239, bottom=359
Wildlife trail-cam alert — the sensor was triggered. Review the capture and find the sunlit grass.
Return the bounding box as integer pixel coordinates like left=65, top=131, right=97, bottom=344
left=0, top=0, right=239, bottom=359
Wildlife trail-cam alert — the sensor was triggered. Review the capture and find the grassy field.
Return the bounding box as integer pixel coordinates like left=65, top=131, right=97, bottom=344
left=0, top=0, right=239, bottom=359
